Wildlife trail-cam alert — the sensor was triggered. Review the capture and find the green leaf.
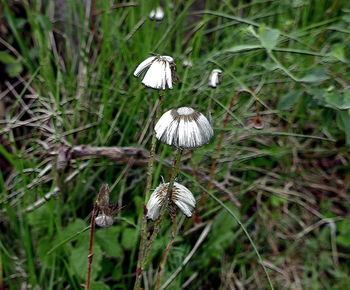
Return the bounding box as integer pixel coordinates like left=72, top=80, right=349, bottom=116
left=329, top=45, right=347, bottom=62
left=309, top=89, right=350, bottom=111
left=271, top=195, right=286, bottom=207
left=204, top=204, right=238, bottom=260
left=277, top=91, right=303, bottom=111
left=258, top=24, right=280, bottom=51
left=336, top=219, right=350, bottom=247
left=95, top=227, right=123, bottom=258
left=222, top=44, right=262, bottom=54
left=337, top=111, right=350, bottom=145
left=121, top=227, right=137, bottom=250
left=60, top=219, right=88, bottom=241
left=37, top=14, right=53, bottom=31
left=91, top=282, right=111, bottom=290
left=6, top=62, right=23, bottom=77
left=299, top=70, right=329, bottom=83
left=71, top=241, right=102, bottom=280
left=0, top=51, right=17, bottom=64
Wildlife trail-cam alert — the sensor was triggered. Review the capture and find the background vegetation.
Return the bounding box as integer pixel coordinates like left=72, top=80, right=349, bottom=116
left=1, top=0, right=350, bottom=289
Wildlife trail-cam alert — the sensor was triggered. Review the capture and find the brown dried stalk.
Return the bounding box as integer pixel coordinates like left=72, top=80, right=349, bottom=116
left=86, top=202, right=98, bottom=290
left=85, top=184, right=111, bottom=290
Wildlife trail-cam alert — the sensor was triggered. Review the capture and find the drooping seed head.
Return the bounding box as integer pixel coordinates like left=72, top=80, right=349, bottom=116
left=95, top=213, right=114, bottom=228
left=155, top=107, right=214, bottom=149
left=209, top=69, right=222, bottom=88
left=146, top=182, right=196, bottom=221
left=133, top=55, right=175, bottom=90
left=149, top=6, right=164, bottom=21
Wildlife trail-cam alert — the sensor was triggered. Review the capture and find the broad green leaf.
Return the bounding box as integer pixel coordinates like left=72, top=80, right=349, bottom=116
left=91, top=282, right=111, bottom=290
left=300, top=70, right=329, bottom=83
left=277, top=91, right=303, bottom=111
left=60, top=219, right=88, bottom=241
left=0, top=51, right=17, bottom=64
left=258, top=24, right=280, bottom=51
left=329, top=45, right=347, bottom=62
left=71, top=242, right=102, bottom=280
left=6, top=62, right=23, bottom=77
left=336, top=219, right=350, bottom=247
left=95, top=227, right=123, bottom=259
left=337, top=111, right=350, bottom=145
left=121, top=227, right=137, bottom=250
left=309, top=89, right=350, bottom=111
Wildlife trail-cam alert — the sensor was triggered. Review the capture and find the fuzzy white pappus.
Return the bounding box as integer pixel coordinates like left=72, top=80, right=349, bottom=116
left=133, top=55, right=175, bottom=90
left=155, top=107, right=213, bottom=149
left=149, top=6, right=164, bottom=21
left=209, top=69, right=222, bottom=88
left=146, top=182, right=196, bottom=221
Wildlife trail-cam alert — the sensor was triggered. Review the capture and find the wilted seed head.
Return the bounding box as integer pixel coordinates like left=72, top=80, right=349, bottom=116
left=252, top=116, right=264, bottom=130
left=94, top=184, right=118, bottom=228
left=133, top=55, right=176, bottom=90
left=95, top=213, right=114, bottom=228
left=146, top=182, right=196, bottom=221
left=182, top=59, right=192, bottom=68
left=149, top=6, right=164, bottom=21
left=209, top=69, right=222, bottom=88
left=155, top=107, right=214, bottom=149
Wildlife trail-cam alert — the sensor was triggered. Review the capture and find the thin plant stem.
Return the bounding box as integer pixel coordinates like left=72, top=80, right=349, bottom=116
left=188, top=178, right=274, bottom=290
left=134, top=149, right=183, bottom=290
left=198, top=89, right=244, bottom=210
left=160, top=222, right=212, bottom=290
left=86, top=184, right=110, bottom=290
left=134, top=91, right=163, bottom=289
left=205, top=189, right=274, bottom=290
left=208, top=91, right=239, bottom=189
left=85, top=203, right=98, bottom=290
left=154, top=214, right=177, bottom=290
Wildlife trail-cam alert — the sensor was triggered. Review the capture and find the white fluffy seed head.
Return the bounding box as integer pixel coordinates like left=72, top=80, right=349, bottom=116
left=134, top=55, right=175, bottom=90
left=171, top=183, right=196, bottom=217
left=149, top=6, right=164, bottom=21
left=155, top=107, right=214, bottom=149
left=209, top=69, right=222, bottom=88
left=146, top=182, right=196, bottom=220
left=183, top=59, right=192, bottom=68
left=95, top=214, right=114, bottom=228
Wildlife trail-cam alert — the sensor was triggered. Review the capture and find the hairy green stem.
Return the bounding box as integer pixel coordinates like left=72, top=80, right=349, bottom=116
left=134, top=91, right=163, bottom=290
left=154, top=214, right=177, bottom=290
left=134, top=149, right=183, bottom=289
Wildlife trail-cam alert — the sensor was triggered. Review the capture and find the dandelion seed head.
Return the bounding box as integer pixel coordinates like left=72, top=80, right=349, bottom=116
left=146, top=182, right=196, bottom=220
left=134, top=55, right=175, bottom=90
left=209, top=69, right=222, bottom=88
left=155, top=107, right=214, bottom=149
left=149, top=6, right=164, bottom=21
